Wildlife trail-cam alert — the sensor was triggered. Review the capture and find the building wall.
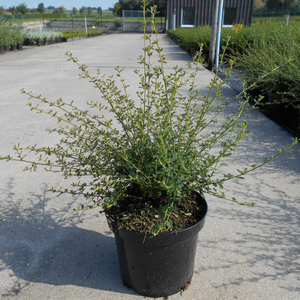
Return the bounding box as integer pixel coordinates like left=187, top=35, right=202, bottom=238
left=166, top=0, right=254, bottom=30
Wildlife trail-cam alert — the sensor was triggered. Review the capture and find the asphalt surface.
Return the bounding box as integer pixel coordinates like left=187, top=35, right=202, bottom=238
left=0, top=33, right=300, bottom=300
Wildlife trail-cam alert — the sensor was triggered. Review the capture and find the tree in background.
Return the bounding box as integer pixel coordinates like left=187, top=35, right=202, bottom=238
left=253, top=0, right=265, bottom=12
left=57, top=6, right=66, bottom=14
left=80, top=6, right=87, bottom=15
left=37, top=3, right=45, bottom=13
left=266, top=0, right=284, bottom=10
left=0, top=7, right=5, bottom=14
left=266, top=0, right=297, bottom=11
left=283, top=0, right=298, bottom=9
left=119, top=0, right=140, bottom=11
left=112, top=3, right=121, bottom=16
left=16, top=3, right=28, bottom=14
left=253, top=0, right=299, bottom=12
left=57, top=6, right=66, bottom=19
left=72, top=7, right=78, bottom=15
left=87, top=7, right=92, bottom=15
left=8, top=6, right=17, bottom=14
left=115, top=0, right=164, bottom=16
left=97, top=7, right=102, bottom=15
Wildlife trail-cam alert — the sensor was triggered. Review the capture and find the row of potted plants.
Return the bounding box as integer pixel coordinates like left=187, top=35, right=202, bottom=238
left=62, top=29, right=104, bottom=40
left=0, top=24, right=63, bottom=52
left=22, top=29, right=105, bottom=46
left=23, top=31, right=64, bottom=46
left=0, top=24, right=105, bottom=54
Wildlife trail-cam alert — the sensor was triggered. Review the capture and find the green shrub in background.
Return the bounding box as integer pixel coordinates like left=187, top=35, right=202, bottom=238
left=233, top=24, right=300, bottom=137
left=41, top=31, right=52, bottom=41
left=0, top=24, right=13, bottom=46
left=13, top=26, right=24, bottom=44
left=22, top=30, right=64, bottom=45
left=22, top=31, right=38, bottom=44
left=61, top=30, right=86, bottom=39
left=0, top=23, right=24, bottom=47
left=114, top=18, right=122, bottom=28
left=167, top=22, right=300, bottom=136
left=62, top=29, right=104, bottom=39
left=167, top=26, right=211, bottom=60
left=233, top=25, right=300, bottom=109
left=167, top=22, right=300, bottom=107
left=167, top=21, right=300, bottom=60
left=51, top=31, right=63, bottom=40
left=21, top=29, right=103, bottom=45
left=167, top=26, right=250, bottom=60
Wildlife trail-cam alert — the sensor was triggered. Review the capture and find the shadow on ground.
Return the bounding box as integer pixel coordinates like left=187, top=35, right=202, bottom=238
left=194, top=164, right=300, bottom=294
left=0, top=178, right=137, bottom=298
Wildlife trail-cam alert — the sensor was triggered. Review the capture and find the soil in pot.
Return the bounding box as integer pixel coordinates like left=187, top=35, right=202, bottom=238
left=106, top=191, right=207, bottom=297
left=107, top=187, right=206, bottom=233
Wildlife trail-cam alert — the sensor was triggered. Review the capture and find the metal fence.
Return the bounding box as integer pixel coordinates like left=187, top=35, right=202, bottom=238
left=0, top=11, right=111, bottom=24
left=122, top=10, right=165, bottom=32
left=252, top=9, right=300, bottom=23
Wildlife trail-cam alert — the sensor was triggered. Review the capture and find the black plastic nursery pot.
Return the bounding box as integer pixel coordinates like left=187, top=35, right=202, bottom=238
left=108, top=192, right=208, bottom=298
left=17, top=43, right=23, bottom=50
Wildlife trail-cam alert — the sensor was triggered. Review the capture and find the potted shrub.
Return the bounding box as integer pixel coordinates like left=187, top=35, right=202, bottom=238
left=0, top=2, right=298, bottom=298
left=22, top=30, right=30, bottom=46
left=0, top=24, right=12, bottom=52
left=0, top=35, right=5, bottom=53
left=15, top=29, right=24, bottom=50
left=8, top=25, right=23, bottom=51
left=10, top=40, right=17, bottom=51
left=234, top=25, right=300, bottom=138
left=36, top=33, right=45, bottom=46
left=53, top=31, right=63, bottom=43
left=10, top=29, right=17, bottom=51
left=23, top=31, right=37, bottom=46
left=0, top=23, right=4, bottom=53
left=43, top=31, right=51, bottom=45
left=49, top=32, right=56, bottom=44
left=1, top=33, right=12, bottom=52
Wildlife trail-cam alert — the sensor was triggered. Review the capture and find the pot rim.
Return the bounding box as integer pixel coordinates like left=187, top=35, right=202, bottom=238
left=107, top=190, right=208, bottom=244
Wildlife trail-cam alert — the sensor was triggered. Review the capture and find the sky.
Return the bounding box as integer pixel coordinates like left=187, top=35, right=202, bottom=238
left=1, top=0, right=116, bottom=10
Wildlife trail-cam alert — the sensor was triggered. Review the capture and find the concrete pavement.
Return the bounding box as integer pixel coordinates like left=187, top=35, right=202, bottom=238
left=0, top=34, right=300, bottom=300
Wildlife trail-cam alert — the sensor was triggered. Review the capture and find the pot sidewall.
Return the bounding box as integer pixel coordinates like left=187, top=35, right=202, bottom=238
left=110, top=192, right=208, bottom=297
